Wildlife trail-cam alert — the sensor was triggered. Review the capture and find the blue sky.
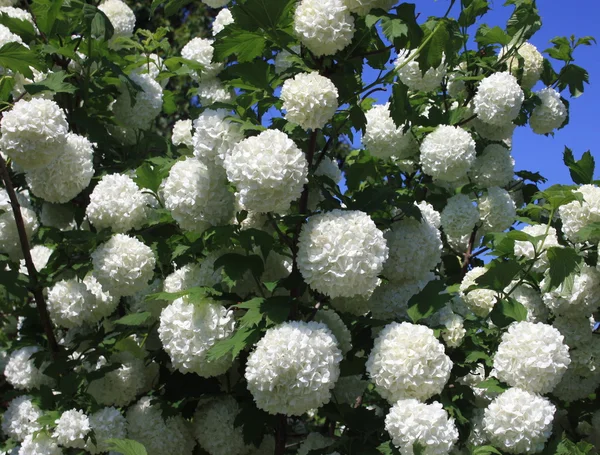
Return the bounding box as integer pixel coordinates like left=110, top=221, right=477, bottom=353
left=362, top=0, right=599, bottom=186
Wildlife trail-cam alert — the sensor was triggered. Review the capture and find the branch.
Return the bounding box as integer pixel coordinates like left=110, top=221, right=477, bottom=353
left=275, top=414, right=287, bottom=455
left=0, top=154, right=59, bottom=358
left=461, top=226, right=478, bottom=277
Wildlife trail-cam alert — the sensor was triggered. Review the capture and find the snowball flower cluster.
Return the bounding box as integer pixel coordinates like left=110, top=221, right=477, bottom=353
left=86, top=407, right=127, bottom=454
left=493, top=321, right=570, bottom=394
left=98, top=0, right=136, bottom=39
left=172, top=119, right=193, bottom=147
left=1, top=396, right=42, bottom=441
left=192, top=396, right=248, bottom=455
left=541, top=265, right=600, bottom=317
left=459, top=267, right=497, bottom=317
left=468, top=144, right=515, bottom=188
left=197, top=78, right=233, bottom=105
left=0, top=204, right=38, bottom=259
left=224, top=129, right=308, bottom=213
left=499, top=42, right=544, bottom=89
left=343, top=0, right=395, bottom=15
left=479, top=187, right=516, bottom=233
left=212, top=8, right=233, bottom=35
left=245, top=321, right=342, bottom=415
left=420, top=125, right=476, bottom=182
left=441, top=194, right=479, bottom=238
left=19, top=244, right=53, bottom=275
left=508, top=282, right=549, bottom=323
left=530, top=87, right=568, bottom=135
left=472, top=115, right=517, bottom=142
left=314, top=309, right=352, bottom=354
left=181, top=37, right=222, bottom=80
left=0, top=23, right=22, bottom=50
left=369, top=277, right=432, bottom=321
left=363, top=103, right=416, bottom=160
left=473, top=72, right=524, bottom=125
left=113, top=72, right=163, bottom=130
left=19, top=433, right=61, bottom=455
left=385, top=399, right=458, bottom=455
left=192, top=109, right=243, bottom=165
left=4, top=346, right=54, bottom=390
left=0, top=7, right=34, bottom=25
left=514, top=224, right=561, bottom=273
left=394, top=49, right=447, bottom=92
left=557, top=184, right=600, bottom=242
left=158, top=297, right=236, bottom=377
left=0, top=98, right=69, bottom=169
left=297, top=209, right=388, bottom=298
left=127, top=397, right=196, bottom=455
left=483, top=388, right=555, bottom=454
left=163, top=158, right=235, bottom=233
left=274, top=45, right=300, bottom=74
left=281, top=72, right=339, bottom=130
left=91, top=234, right=156, bottom=297
left=53, top=409, right=90, bottom=449
left=293, top=0, right=355, bottom=56
left=366, top=322, right=452, bottom=403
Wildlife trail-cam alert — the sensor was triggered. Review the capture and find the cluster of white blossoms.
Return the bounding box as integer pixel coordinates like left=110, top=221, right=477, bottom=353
left=530, top=87, right=568, bottom=135
left=181, top=37, right=223, bottom=80
left=86, top=173, right=151, bottom=232
left=0, top=6, right=34, bottom=25
left=478, top=187, right=517, bottom=233
left=158, top=297, right=236, bottom=377
left=281, top=72, right=339, bottom=130
left=483, top=388, right=555, bottom=454
left=363, top=103, right=416, bottom=160
left=473, top=72, right=524, bottom=125
left=98, top=0, right=136, bottom=39
left=468, top=144, right=515, bottom=188
left=18, top=433, right=61, bottom=455
left=297, top=209, right=388, bottom=298
left=224, top=129, right=308, bottom=213
left=86, top=407, right=127, bottom=454
left=1, top=396, right=42, bottom=441
left=514, top=224, right=561, bottom=273
left=192, top=109, right=243, bottom=165
left=459, top=267, right=497, bottom=317
left=0, top=98, right=69, bottom=169
left=4, top=346, right=54, bottom=390
left=342, top=0, right=395, bottom=15
left=293, top=0, right=355, bottom=56
left=395, top=50, right=447, bottom=92
left=192, top=396, right=248, bottom=455
left=369, top=277, right=433, bottom=321
left=113, top=72, right=163, bottom=130
left=163, top=158, right=235, bottom=233
left=25, top=133, right=94, bottom=203
left=493, top=321, right=570, bottom=394
left=53, top=409, right=90, bottom=449
left=245, top=321, right=342, bottom=415
left=127, top=397, right=196, bottom=455
left=171, top=119, right=193, bottom=147
left=507, top=282, right=549, bottom=322
left=91, top=233, right=156, bottom=297
left=314, top=309, right=352, bottom=354
left=441, top=194, right=480, bottom=238
left=0, top=199, right=38, bottom=260
left=212, top=8, right=234, bottom=35
left=557, top=184, right=600, bottom=242
left=385, top=399, right=458, bottom=455
left=541, top=264, right=600, bottom=317
left=196, top=77, right=233, bottom=105
left=420, top=125, right=476, bottom=183
left=366, top=322, right=452, bottom=403
left=499, top=42, right=544, bottom=89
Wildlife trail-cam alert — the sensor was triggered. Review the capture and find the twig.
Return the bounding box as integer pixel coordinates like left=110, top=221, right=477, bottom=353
left=275, top=414, right=287, bottom=455
left=461, top=227, right=478, bottom=277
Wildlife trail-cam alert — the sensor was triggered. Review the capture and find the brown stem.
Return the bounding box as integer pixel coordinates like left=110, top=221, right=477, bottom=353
left=461, top=227, right=478, bottom=277
left=0, top=155, right=59, bottom=358
left=275, top=414, right=287, bottom=455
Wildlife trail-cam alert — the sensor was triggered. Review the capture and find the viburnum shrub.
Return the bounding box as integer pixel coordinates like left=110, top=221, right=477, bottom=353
left=0, top=0, right=598, bottom=454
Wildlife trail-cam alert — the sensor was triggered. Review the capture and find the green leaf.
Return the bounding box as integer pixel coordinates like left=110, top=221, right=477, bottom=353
left=213, top=28, right=266, bottom=63
left=164, top=0, right=193, bottom=17
left=473, top=260, right=521, bottom=292
left=25, top=71, right=77, bottom=96
left=205, top=325, right=262, bottom=362
left=90, top=7, right=114, bottom=41
left=544, top=247, right=582, bottom=292
left=389, top=82, right=410, bottom=128
left=476, top=377, right=509, bottom=393
left=0, top=42, right=43, bottom=79
left=475, top=25, right=511, bottom=46
left=30, top=0, right=63, bottom=36
left=563, top=147, right=595, bottom=184
left=114, top=312, right=152, bottom=326
left=458, top=0, right=490, bottom=27
left=574, top=222, right=600, bottom=243
left=214, top=253, right=265, bottom=281
left=380, top=17, right=408, bottom=41
left=106, top=439, right=148, bottom=455
left=237, top=297, right=264, bottom=328
left=471, top=446, right=503, bottom=455
left=489, top=297, right=528, bottom=328
left=506, top=0, right=541, bottom=40
left=0, top=13, right=36, bottom=43
left=535, top=184, right=582, bottom=210
left=554, top=438, right=594, bottom=455
left=134, top=162, right=163, bottom=193
left=377, top=441, right=401, bottom=455
left=407, top=280, right=452, bottom=323
left=557, top=64, right=589, bottom=98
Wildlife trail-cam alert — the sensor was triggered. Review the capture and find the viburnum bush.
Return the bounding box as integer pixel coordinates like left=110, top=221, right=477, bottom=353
left=0, top=0, right=598, bottom=454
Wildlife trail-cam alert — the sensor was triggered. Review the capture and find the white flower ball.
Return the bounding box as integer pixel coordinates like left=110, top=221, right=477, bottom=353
left=439, top=308, right=466, bottom=348
left=483, top=388, right=555, bottom=454
left=363, top=103, right=416, bottom=160
left=172, top=119, right=193, bottom=147
left=47, top=275, right=117, bottom=328
left=499, top=42, right=544, bottom=89
left=18, top=245, right=53, bottom=275
left=87, top=352, right=147, bottom=407
left=541, top=264, right=600, bottom=317
left=224, top=129, right=308, bottom=214
left=281, top=72, right=338, bottom=130
left=330, top=293, right=370, bottom=316
left=479, top=186, right=516, bottom=233
left=385, top=399, right=458, bottom=455
left=420, top=125, right=476, bottom=182
left=468, top=144, right=515, bottom=188
left=507, top=282, right=549, bottom=323
left=472, top=116, right=516, bottom=142
left=163, top=158, right=235, bottom=233
left=441, top=194, right=479, bottom=238
left=369, top=276, right=433, bottom=321
left=493, top=321, right=570, bottom=394
left=25, top=133, right=94, bottom=204
left=53, top=409, right=90, bottom=449
left=0, top=7, right=34, bottom=25
left=297, top=433, right=334, bottom=455
left=192, top=109, right=243, bottom=165
left=394, top=49, right=447, bottom=92
left=293, top=0, right=355, bottom=57
left=558, top=185, right=600, bottom=242
left=342, top=0, right=395, bottom=15
left=158, top=297, right=235, bottom=377
left=113, top=72, right=163, bottom=130
left=86, top=407, right=127, bottom=454
left=245, top=321, right=342, bottom=415
left=127, top=278, right=164, bottom=318
left=0, top=98, right=68, bottom=170
left=514, top=224, right=561, bottom=273
left=212, top=8, right=233, bottom=35
left=297, top=209, right=388, bottom=298
left=181, top=37, right=223, bottom=80
left=133, top=53, right=165, bottom=83
left=366, top=322, right=452, bottom=403
left=315, top=156, right=343, bottom=184
left=0, top=206, right=38, bottom=260
left=552, top=367, right=600, bottom=403
left=473, top=72, right=524, bottom=125
left=459, top=267, right=497, bottom=317
left=383, top=215, right=442, bottom=283
left=530, top=87, right=567, bottom=135
left=4, top=346, right=54, bottom=390
left=127, top=397, right=196, bottom=455
left=0, top=22, right=21, bottom=48
left=332, top=375, right=368, bottom=404
left=197, top=78, right=234, bottom=105
left=1, top=396, right=42, bottom=442
left=163, top=262, right=205, bottom=293
left=18, top=433, right=61, bottom=455
left=91, top=233, right=156, bottom=297
left=274, top=45, right=300, bottom=74
left=192, top=396, right=247, bottom=455
left=39, top=203, right=77, bottom=231
left=314, top=309, right=352, bottom=354
left=98, top=0, right=136, bottom=39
